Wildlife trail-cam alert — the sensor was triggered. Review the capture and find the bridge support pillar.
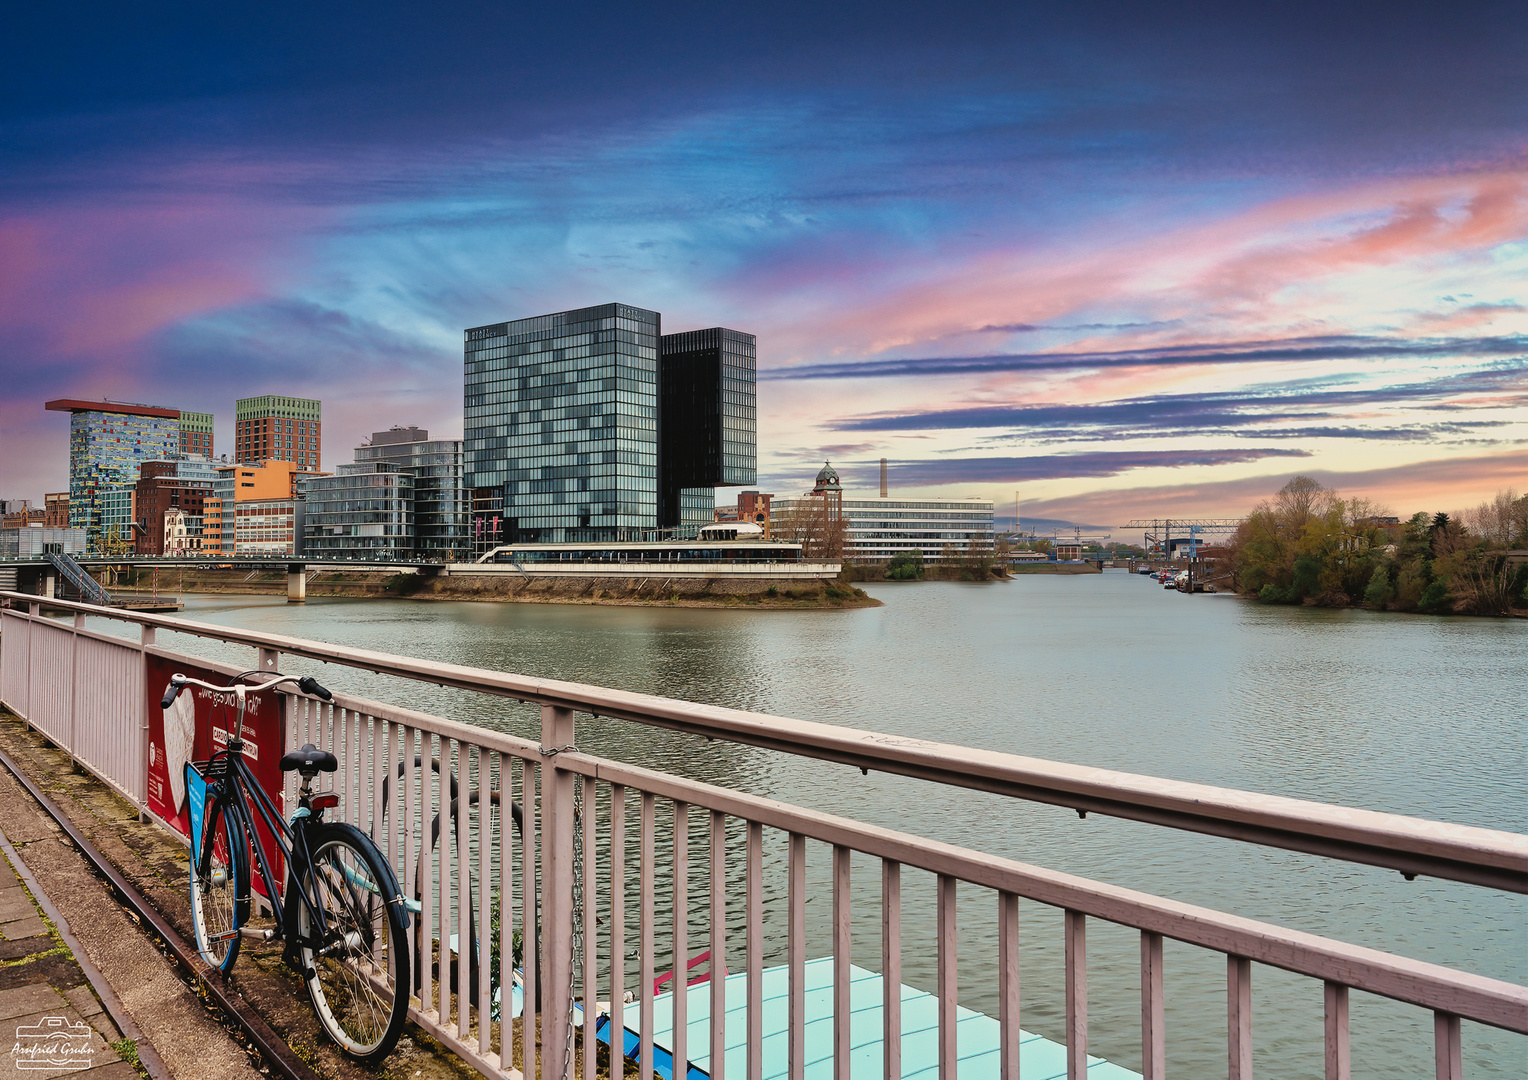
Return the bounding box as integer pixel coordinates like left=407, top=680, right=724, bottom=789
left=287, top=565, right=306, bottom=603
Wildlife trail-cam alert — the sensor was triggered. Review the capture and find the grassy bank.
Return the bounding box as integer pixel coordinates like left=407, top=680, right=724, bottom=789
left=100, top=568, right=881, bottom=609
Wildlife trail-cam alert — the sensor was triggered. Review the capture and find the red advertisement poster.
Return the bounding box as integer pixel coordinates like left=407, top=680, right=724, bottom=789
left=145, top=655, right=285, bottom=895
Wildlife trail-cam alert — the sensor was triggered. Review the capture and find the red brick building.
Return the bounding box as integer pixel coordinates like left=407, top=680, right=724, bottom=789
left=44, top=493, right=70, bottom=528
left=134, top=463, right=212, bottom=556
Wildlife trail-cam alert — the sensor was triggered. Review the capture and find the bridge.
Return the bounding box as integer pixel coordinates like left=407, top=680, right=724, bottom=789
left=1122, top=518, right=1243, bottom=556
left=0, top=554, right=443, bottom=604
left=0, top=590, right=1521, bottom=1080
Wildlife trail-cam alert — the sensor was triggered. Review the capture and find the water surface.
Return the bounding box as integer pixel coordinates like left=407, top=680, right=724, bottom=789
left=78, top=572, right=1526, bottom=1077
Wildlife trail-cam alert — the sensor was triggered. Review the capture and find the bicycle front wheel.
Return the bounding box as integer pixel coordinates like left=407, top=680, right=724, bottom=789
left=296, top=823, right=410, bottom=1062
left=189, top=790, right=248, bottom=974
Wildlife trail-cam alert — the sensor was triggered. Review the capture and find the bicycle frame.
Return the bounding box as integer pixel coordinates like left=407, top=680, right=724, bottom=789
left=173, top=670, right=346, bottom=960
left=198, top=744, right=332, bottom=953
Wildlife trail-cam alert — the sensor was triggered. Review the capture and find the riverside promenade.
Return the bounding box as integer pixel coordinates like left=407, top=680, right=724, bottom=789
left=0, top=591, right=1523, bottom=1080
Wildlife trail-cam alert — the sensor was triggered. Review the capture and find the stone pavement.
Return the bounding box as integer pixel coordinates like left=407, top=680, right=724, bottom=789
left=0, top=836, right=137, bottom=1079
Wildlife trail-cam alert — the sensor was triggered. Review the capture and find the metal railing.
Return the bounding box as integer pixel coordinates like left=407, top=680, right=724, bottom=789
left=44, top=551, right=113, bottom=606
left=0, top=591, right=1523, bottom=1080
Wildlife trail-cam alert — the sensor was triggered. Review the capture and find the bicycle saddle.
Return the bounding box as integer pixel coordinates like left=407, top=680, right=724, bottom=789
left=280, top=744, right=338, bottom=774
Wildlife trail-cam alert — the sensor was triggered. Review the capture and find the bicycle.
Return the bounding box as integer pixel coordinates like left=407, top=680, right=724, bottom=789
left=162, top=670, right=412, bottom=1063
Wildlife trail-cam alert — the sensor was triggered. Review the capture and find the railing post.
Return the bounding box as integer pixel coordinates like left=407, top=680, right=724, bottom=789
left=541, top=704, right=576, bottom=1080
left=67, top=611, right=83, bottom=757
left=1065, top=910, right=1087, bottom=1080
left=138, top=624, right=156, bottom=818
left=1434, top=1012, right=1462, bottom=1080
left=1229, top=955, right=1253, bottom=1080
left=257, top=646, right=279, bottom=673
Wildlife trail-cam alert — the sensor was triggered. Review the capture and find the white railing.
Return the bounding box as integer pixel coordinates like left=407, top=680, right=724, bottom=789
left=1, top=593, right=1524, bottom=1080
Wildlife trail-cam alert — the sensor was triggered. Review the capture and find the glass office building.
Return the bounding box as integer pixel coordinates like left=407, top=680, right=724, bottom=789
left=354, top=429, right=468, bottom=560
left=658, top=327, right=757, bottom=531
left=465, top=303, right=661, bottom=544
left=304, top=463, right=415, bottom=560
left=465, top=304, right=759, bottom=547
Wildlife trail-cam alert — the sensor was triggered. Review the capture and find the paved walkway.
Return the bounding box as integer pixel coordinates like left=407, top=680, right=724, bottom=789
left=0, top=832, right=137, bottom=1079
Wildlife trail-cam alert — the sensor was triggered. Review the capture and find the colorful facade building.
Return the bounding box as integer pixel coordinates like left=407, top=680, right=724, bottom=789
left=45, top=398, right=180, bottom=551
left=235, top=395, right=322, bottom=471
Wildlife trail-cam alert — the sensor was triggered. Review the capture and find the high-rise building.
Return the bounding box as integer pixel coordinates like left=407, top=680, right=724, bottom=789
left=465, top=303, right=661, bottom=546
left=179, top=411, right=214, bottom=458
left=235, top=396, right=322, bottom=471
left=463, top=303, right=757, bottom=548
left=45, top=398, right=181, bottom=550
left=658, top=327, right=757, bottom=530
left=354, top=427, right=468, bottom=560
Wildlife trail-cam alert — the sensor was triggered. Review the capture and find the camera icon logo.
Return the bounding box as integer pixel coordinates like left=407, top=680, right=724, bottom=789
left=13, top=1016, right=94, bottom=1070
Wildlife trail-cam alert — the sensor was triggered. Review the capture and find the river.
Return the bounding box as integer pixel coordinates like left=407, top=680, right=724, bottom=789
left=73, top=571, right=1527, bottom=1077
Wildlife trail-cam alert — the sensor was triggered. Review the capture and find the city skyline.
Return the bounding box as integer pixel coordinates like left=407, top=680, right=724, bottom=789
left=2, top=3, right=1524, bottom=523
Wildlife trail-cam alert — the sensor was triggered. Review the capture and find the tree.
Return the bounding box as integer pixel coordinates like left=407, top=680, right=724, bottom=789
left=771, top=497, right=846, bottom=560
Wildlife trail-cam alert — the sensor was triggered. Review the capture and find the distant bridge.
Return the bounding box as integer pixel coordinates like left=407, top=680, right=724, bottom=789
left=1121, top=518, right=1243, bottom=555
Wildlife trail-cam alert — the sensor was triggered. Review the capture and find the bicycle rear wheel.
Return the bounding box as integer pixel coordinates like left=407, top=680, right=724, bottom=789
left=295, top=823, right=410, bottom=1062
left=189, top=790, right=248, bottom=974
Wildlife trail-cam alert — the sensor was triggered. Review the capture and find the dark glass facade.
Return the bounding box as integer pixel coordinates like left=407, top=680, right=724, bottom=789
left=658, top=327, right=757, bottom=530
left=464, top=304, right=757, bottom=545
left=465, top=303, right=661, bottom=544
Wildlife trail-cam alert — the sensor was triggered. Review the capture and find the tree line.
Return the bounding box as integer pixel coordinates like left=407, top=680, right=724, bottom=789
left=1228, top=476, right=1528, bottom=615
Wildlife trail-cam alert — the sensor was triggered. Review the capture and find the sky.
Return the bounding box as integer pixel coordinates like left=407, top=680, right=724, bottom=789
left=1, top=1, right=1524, bottom=526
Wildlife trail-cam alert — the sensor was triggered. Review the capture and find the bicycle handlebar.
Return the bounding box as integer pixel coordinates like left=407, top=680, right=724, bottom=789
left=160, top=672, right=333, bottom=710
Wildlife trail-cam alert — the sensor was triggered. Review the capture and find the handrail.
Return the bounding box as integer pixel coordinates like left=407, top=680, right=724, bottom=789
left=3, top=591, right=1525, bottom=894
left=43, top=553, right=112, bottom=606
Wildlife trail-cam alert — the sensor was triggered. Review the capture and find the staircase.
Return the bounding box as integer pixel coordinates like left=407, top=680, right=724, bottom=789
left=44, top=551, right=113, bottom=606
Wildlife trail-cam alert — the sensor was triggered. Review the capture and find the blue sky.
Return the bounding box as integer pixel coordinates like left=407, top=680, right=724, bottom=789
left=2, top=1, right=1524, bottom=522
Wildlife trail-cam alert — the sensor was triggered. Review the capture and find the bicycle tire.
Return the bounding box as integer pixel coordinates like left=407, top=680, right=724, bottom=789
left=189, top=788, right=248, bottom=974
left=295, top=823, right=410, bottom=1062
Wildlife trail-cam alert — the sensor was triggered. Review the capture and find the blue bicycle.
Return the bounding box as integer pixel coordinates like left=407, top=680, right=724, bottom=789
left=163, top=670, right=411, bottom=1063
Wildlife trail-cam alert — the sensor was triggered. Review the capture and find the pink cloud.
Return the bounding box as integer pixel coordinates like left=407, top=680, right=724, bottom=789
left=758, top=164, right=1527, bottom=364
left=0, top=194, right=327, bottom=369
left=1020, top=449, right=1528, bottom=525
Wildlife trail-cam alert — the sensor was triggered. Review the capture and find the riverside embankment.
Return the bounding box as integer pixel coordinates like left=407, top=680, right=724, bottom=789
left=98, top=566, right=882, bottom=609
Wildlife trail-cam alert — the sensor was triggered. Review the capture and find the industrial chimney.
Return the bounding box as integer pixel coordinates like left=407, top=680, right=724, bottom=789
left=880, top=458, right=888, bottom=498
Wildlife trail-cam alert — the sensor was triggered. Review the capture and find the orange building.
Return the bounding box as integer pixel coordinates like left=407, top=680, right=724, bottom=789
left=207, top=459, right=315, bottom=556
